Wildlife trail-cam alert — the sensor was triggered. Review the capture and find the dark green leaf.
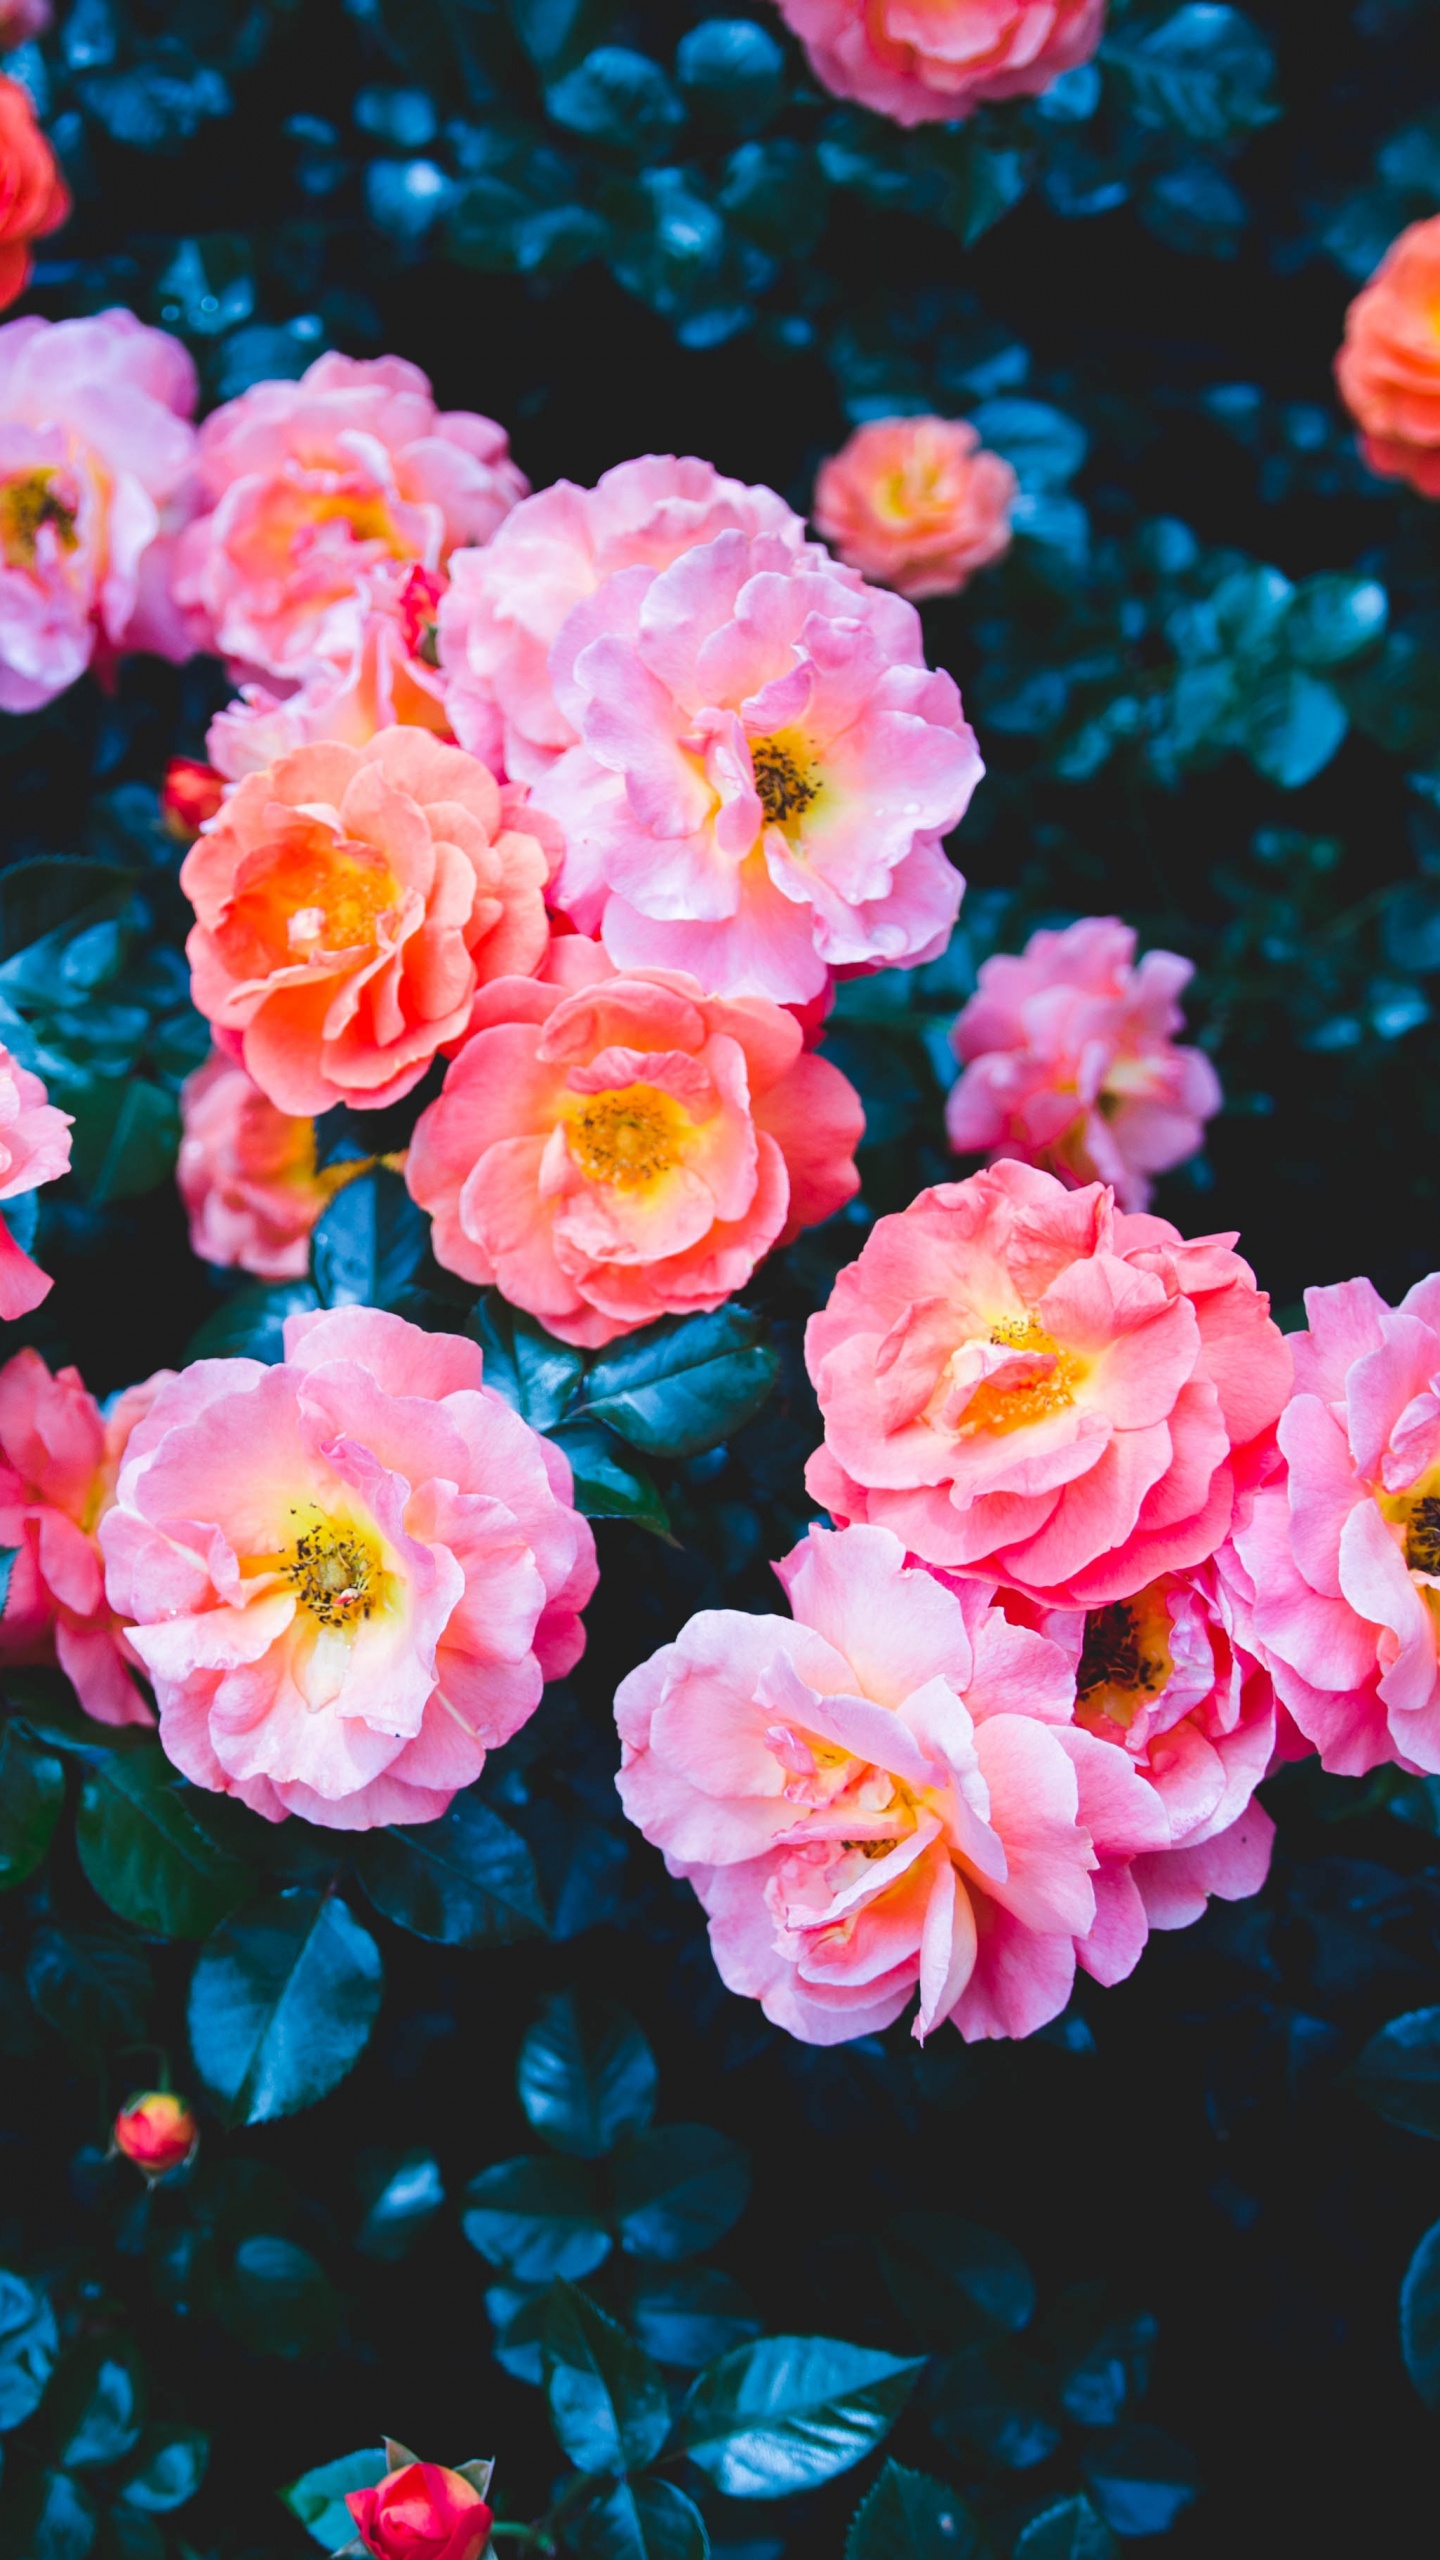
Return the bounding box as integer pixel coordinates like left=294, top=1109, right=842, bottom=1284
left=1348, top=2007, right=1440, bottom=2138
left=1401, top=2216, right=1440, bottom=2409
left=26, top=1927, right=152, bottom=2049
left=878, top=2215, right=1035, bottom=2347
left=549, top=1421, right=671, bottom=1531
left=508, top=0, right=615, bottom=78
left=548, top=48, right=686, bottom=156
left=518, top=1991, right=658, bottom=2158
left=0, top=859, right=132, bottom=972
left=280, top=2448, right=386, bottom=2549
left=1244, top=666, right=1347, bottom=788
left=573, top=2475, right=711, bottom=2560
left=543, top=2279, right=671, bottom=2474
left=0, top=1723, right=65, bottom=1891
left=356, top=2149, right=446, bottom=2260
left=487, top=2279, right=550, bottom=2384
left=679, top=2337, right=924, bottom=2497
left=216, top=2235, right=341, bottom=2360
left=583, top=1310, right=777, bottom=1457
left=473, top=1293, right=586, bottom=1430
left=1013, top=2499, right=1118, bottom=2560
left=676, top=18, right=784, bottom=128
left=1284, top=575, right=1388, bottom=669
left=118, top=2429, right=209, bottom=2513
left=463, top=2156, right=611, bottom=2282
left=12, top=2468, right=98, bottom=2560
left=968, top=399, right=1087, bottom=494
left=628, top=2266, right=762, bottom=2370
left=105, top=2509, right=166, bottom=2560
left=1106, top=5, right=1278, bottom=143
left=69, top=1078, right=179, bottom=1204
left=187, top=1891, right=383, bottom=2126
left=311, top=1168, right=429, bottom=1310
left=0, top=1545, right=16, bottom=1613
left=357, top=1794, right=547, bottom=1946
left=186, top=1282, right=318, bottom=1362
left=1055, top=2312, right=1156, bottom=2429
left=49, top=2345, right=143, bottom=2467
left=845, top=2460, right=982, bottom=2559
left=76, top=1741, right=258, bottom=1938
left=0, top=2268, right=58, bottom=2430
left=1080, top=2427, right=1199, bottom=2536
left=613, top=2124, right=750, bottom=2261
left=930, top=2343, right=1059, bottom=2471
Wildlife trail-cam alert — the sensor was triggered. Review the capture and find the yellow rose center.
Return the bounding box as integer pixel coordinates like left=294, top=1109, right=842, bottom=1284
left=1, top=469, right=79, bottom=569
left=956, top=1314, right=1086, bottom=1438
left=750, top=731, right=820, bottom=832
left=1377, top=1473, right=1440, bottom=1581
left=1076, top=1591, right=1173, bottom=1731
left=277, top=845, right=401, bottom=958
left=281, top=1512, right=383, bottom=1629
left=565, top=1084, right=689, bottom=1190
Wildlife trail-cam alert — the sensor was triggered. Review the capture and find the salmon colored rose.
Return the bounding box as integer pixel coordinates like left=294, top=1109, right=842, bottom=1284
left=1335, top=213, right=1440, bottom=497
left=112, top=2091, right=198, bottom=2180
left=407, top=937, right=865, bottom=1348
left=177, top=1051, right=375, bottom=1282
left=805, top=1159, right=1291, bottom=1609
left=775, top=0, right=1106, bottom=125
left=347, top=2460, right=492, bottom=2560
left=180, top=728, right=554, bottom=1118
left=0, top=73, right=69, bottom=312
left=0, top=1040, right=70, bottom=1318
left=161, top=757, right=226, bottom=841
left=208, top=562, right=454, bottom=781
left=813, top=416, right=1017, bottom=601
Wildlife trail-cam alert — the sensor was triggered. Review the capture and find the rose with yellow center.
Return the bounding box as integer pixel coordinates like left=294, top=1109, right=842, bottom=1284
left=0, top=466, right=79, bottom=569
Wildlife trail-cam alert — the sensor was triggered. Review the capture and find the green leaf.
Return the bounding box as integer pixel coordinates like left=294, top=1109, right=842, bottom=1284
left=929, top=2342, right=1059, bottom=2471
left=1284, top=574, right=1388, bottom=669
left=573, top=2475, right=711, bottom=2560
left=1243, top=666, right=1347, bottom=789
left=463, top=2156, right=611, bottom=2282
left=0, top=858, right=133, bottom=973
left=68, top=1078, right=179, bottom=1204
left=187, top=1890, right=383, bottom=2126
left=628, top=2266, right=762, bottom=2371
left=356, top=2148, right=446, bottom=2260
left=549, top=1421, right=671, bottom=1531
left=1080, top=2426, right=1200, bottom=2537
left=281, top=2448, right=387, bottom=2550
left=357, top=1794, right=547, bottom=1946
left=1403, top=2214, right=1440, bottom=2409
left=106, top=2508, right=166, bottom=2560
left=517, top=1991, right=658, bottom=2158
left=548, top=47, right=686, bottom=156
left=49, top=2345, right=143, bottom=2467
left=0, top=1723, right=65, bottom=1891
left=25, top=1927, right=152, bottom=2049
left=216, top=2235, right=341, bottom=2360
left=582, top=1310, right=777, bottom=1457
left=75, top=1741, right=258, bottom=1938
left=613, top=2124, right=750, bottom=2261
left=877, top=2214, right=1035, bottom=2348
left=11, top=2468, right=98, bottom=2560
left=1348, top=2006, right=1440, bottom=2138
left=968, top=399, right=1087, bottom=495
left=0, top=1545, right=16, bottom=1613
left=473, top=1293, right=587, bottom=1430
left=1013, top=2497, right=1118, bottom=2560
left=507, top=0, right=616, bottom=78
left=117, top=2429, right=209, bottom=2513
left=542, top=2279, right=671, bottom=2475
left=186, top=1282, right=318, bottom=1362
left=679, top=2337, right=924, bottom=2497
left=0, top=2268, right=58, bottom=2431
left=845, top=2460, right=983, bottom=2559
left=1106, top=5, right=1278, bottom=144
left=311, top=1168, right=429, bottom=1309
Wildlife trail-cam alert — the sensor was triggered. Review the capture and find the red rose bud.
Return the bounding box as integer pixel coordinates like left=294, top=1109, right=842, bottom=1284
left=112, top=2091, right=198, bottom=2181
left=161, top=757, right=226, bottom=840
left=347, top=2461, right=493, bottom=2560
left=398, top=565, right=445, bottom=665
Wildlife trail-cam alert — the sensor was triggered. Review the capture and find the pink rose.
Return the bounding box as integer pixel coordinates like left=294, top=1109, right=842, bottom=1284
left=530, top=530, right=979, bottom=1003
left=813, top=416, right=1017, bottom=601
left=0, top=1042, right=71, bottom=1319
left=0, top=1346, right=156, bottom=1727
left=180, top=728, right=554, bottom=1118
left=615, top=1521, right=1169, bottom=2043
left=347, top=2462, right=492, bottom=2560
left=98, top=1307, right=597, bottom=1828
left=207, top=562, right=453, bottom=782
left=776, top=0, right=1106, bottom=125
left=945, top=917, right=1222, bottom=1212
left=0, top=307, right=198, bottom=711
left=437, top=454, right=808, bottom=786
left=172, top=352, right=526, bottom=682
left=407, top=937, right=864, bottom=1347
left=177, top=1051, right=365, bottom=1282
left=805, top=1159, right=1291, bottom=1608
left=1231, top=1274, right=1440, bottom=1776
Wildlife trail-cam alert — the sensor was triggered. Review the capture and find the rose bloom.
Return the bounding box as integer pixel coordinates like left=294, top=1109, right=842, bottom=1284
left=407, top=936, right=864, bottom=1347
left=438, top=453, right=808, bottom=787
left=0, top=307, right=197, bottom=711
left=348, top=2462, right=493, bottom=2560
left=0, top=1040, right=70, bottom=1318
left=776, top=0, right=1105, bottom=124
left=161, top=756, right=226, bottom=840
left=945, top=917, right=1222, bottom=1213
left=180, top=728, right=554, bottom=1118
left=1335, top=214, right=1440, bottom=498
left=0, top=1347, right=160, bottom=1726
left=98, top=1307, right=597, bottom=1828
left=805, top=1159, right=1290, bottom=1609
left=530, top=530, right=979, bottom=1004
left=112, top=2091, right=198, bottom=2180
left=1231, top=1274, right=1440, bottom=1777
left=813, top=416, right=1017, bottom=602
left=208, top=562, right=453, bottom=782
left=0, top=72, right=69, bottom=312
left=178, top=1050, right=370, bottom=1282
left=617, top=1523, right=1171, bottom=2044
left=172, top=352, right=526, bottom=681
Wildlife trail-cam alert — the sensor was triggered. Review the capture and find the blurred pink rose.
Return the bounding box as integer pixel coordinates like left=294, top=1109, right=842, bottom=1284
left=813, top=416, right=1016, bottom=600
left=407, top=936, right=864, bottom=1347
left=0, top=1041, right=70, bottom=1319
left=946, top=916, right=1221, bottom=1211
left=99, top=1307, right=597, bottom=1828
left=178, top=1050, right=368, bottom=1281
left=438, top=454, right=807, bottom=786
left=0, top=307, right=197, bottom=710
left=777, top=0, right=1106, bottom=124
left=173, top=353, right=526, bottom=682
left=805, top=1158, right=1291, bottom=1607
left=0, top=3, right=51, bottom=49
left=530, top=529, right=979, bottom=1003
left=207, top=562, right=453, bottom=780
left=616, top=1521, right=1169, bottom=2043
left=0, top=1346, right=158, bottom=1726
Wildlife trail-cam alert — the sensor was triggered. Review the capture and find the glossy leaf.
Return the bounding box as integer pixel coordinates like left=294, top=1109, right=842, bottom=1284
left=1348, top=2006, right=1440, bottom=2138
left=25, top=1927, right=152, bottom=2050
left=517, top=1991, right=658, bottom=2158
left=76, top=1740, right=258, bottom=1938
left=548, top=1420, right=671, bottom=1531
left=0, top=2267, right=59, bottom=2430
left=0, top=1723, right=65, bottom=1892
left=1080, top=2426, right=1200, bottom=2537
left=188, top=1891, right=383, bottom=2126
left=280, top=2447, right=387, bottom=2548
left=356, top=2149, right=446, bottom=2260
left=845, top=2460, right=983, bottom=2559
left=613, top=2123, right=750, bottom=2261
left=50, top=2344, right=144, bottom=2467
left=186, top=1281, right=318, bottom=1362
left=929, top=2343, right=1060, bottom=2471
left=1401, top=2217, right=1440, bottom=2409
left=542, top=2278, right=671, bottom=2474
left=0, top=858, right=132, bottom=970
left=573, top=2475, right=711, bottom=2560
left=473, top=1293, right=586, bottom=1430
left=628, top=2265, right=763, bottom=2370
left=357, top=1794, right=547, bottom=1946
left=1013, top=2499, right=1119, bottom=2560
left=679, top=2336, right=924, bottom=2497
left=582, top=1309, right=777, bottom=1456
left=118, top=2429, right=209, bottom=2514
left=13, top=2467, right=98, bottom=2560
left=878, top=2214, right=1035, bottom=2346
left=311, top=1167, right=429, bottom=1309
left=216, top=2234, right=342, bottom=2360
left=462, top=2156, right=611, bottom=2282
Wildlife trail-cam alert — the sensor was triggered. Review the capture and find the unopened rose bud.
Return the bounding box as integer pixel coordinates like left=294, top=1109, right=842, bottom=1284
left=347, top=2457, right=493, bottom=2560
left=112, top=2091, right=198, bottom=2181
left=161, top=757, right=226, bottom=840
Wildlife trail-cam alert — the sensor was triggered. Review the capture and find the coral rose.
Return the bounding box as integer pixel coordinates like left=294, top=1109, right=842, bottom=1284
left=0, top=73, right=69, bottom=312
left=0, top=307, right=197, bottom=710
left=616, top=1522, right=1170, bottom=2043
left=161, top=757, right=226, bottom=841
left=776, top=0, right=1106, bottom=125
left=347, top=2461, right=492, bottom=2560
left=438, top=453, right=807, bottom=786
left=180, top=728, right=554, bottom=1118
left=805, top=1160, right=1290, bottom=1608
left=1231, top=1274, right=1440, bottom=1777
left=945, top=916, right=1222, bottom=1213
left=173, top=352, right=526, bottom=680
left=112, top=2091, right=198, bottom=2181
left=0, top=1346, right=157, bottom=1726
left=208, top=562, right=453, bottom=782
left=177, top=1051, right=374, bottom=1281
left=1335, top=214, right=1440, bottom=498
left=813, top=416, right=1017, bottom=601
left=98, top=1306, right=597, bottom=1828
left=407, top=937, right=864, bottom=1347
left=0, top=1041, right=70, bottom=1318
left=531, top=530, right=979, bottom=1004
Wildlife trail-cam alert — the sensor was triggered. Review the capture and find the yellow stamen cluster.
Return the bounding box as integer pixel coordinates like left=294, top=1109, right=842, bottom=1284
left=282, top=1514, right=380, bottom=1629
left=1, top=469, right=79, bottom=569
left=751, top=734, right=819, bottom=829
left=1077, top=1600, right=1170, bottom=1728
left=957, top=1314, right=1084, bottom=1438
left=566, top=1084, right=686, bottom=1190
left=1406, top=1494, right=1440, bottom=1577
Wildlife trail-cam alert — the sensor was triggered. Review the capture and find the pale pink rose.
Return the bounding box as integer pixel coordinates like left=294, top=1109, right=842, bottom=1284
left=530, top=531, right=978, bottom=1003
left=208, top=563, right=453, bottom=781
left=813, top=417, right=1016, bottom=601
left=946, top=917, right=1222, bottom=1213
left=0, top=1347, right=158, bottom=1727
left=0, top=1041, right=71, bottom=1319
left=172, top=353, right=526, bottom=682
left=407, top=936, right=864, bottom=1347
left=616, top=1521, right=1169, bottom=2044
left=0, top=307, right=198, bottom=711
left=437, top=455, right=808, bottom=787
left=805, top=1159, right=1291, bottom=1609
left=777, top=0, right=1106, bottom=124
left=98, top=1306, right=598, bottom=1828
left=177, top=1050, right=367, bottom=1282
left=180, top=727, right=554, bottom=1118
left=1230, top=1274, right=1440, bottom=1777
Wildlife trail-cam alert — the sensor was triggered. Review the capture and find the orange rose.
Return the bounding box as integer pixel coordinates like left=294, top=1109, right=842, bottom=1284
left=1335, top=213, right=1440, bottom=497
left=813, top=415, right=1018, bottom=600
left=0, top=75, right=69, bottom=312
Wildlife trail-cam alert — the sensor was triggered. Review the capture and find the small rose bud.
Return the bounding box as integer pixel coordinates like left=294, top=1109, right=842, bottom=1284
left=112, top=2091, right=198, bottom=2181
left=347, top=2460, right=493, bottom=2560
left=161, top=757, right=226, bottom=840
